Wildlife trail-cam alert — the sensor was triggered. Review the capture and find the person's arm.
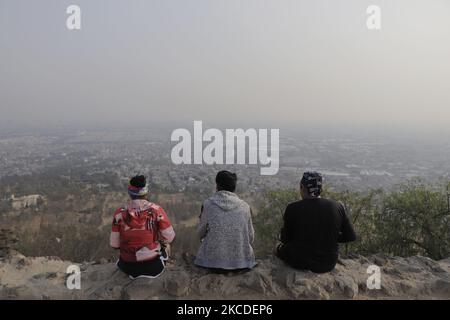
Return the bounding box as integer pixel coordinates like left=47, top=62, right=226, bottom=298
left=248, top=208, right=255, bottom=244
left=155, top=205, right=176, bottom=244
left=197, top=204, right=209, bottom=240
left=279, top=205, right=291, bottom=244
left=337, top=203, right=357, bottom=243
left=109, top=208, right=122, bottom=249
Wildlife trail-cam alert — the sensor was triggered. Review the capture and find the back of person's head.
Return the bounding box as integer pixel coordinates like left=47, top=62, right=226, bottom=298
left=128, top=175, right=149, bottom=199
left=300, top=171, right=323, bottom=197
left=216, top=170, right=237, bottom=192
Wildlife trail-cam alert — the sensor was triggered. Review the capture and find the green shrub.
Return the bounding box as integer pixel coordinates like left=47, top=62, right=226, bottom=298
left=253, top=180, right=450, bottom=260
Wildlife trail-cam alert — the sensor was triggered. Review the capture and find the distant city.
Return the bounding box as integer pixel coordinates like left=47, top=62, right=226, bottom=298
left=1, top=126, right=449, bottom=198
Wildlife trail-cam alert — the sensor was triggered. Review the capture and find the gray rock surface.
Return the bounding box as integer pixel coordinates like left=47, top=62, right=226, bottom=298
left=1, top=249, right=449, bottom=300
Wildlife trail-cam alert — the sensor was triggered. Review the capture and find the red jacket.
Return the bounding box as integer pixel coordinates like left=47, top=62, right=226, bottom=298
left=110, top=199, right=175, bottom=262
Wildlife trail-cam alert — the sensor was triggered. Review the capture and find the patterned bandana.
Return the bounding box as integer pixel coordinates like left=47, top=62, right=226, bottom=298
left=301, top=171, right=323, bottom=197
left=128, top=184, right=149, bottom=197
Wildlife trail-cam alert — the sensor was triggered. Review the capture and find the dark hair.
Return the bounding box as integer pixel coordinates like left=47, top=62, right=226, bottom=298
left=130, top=175, right=146, bottom=188
left=215, top=170, right=237, bottom=192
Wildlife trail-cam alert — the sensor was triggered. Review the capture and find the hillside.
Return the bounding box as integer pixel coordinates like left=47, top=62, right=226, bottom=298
left=1, top=248, right=449, bottom=300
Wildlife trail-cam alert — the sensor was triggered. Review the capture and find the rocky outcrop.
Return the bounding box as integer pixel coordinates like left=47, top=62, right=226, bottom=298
left=1, top=250, right=449, bottom=300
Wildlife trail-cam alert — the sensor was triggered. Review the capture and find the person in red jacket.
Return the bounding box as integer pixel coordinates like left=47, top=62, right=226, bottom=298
left=110, top=175, right=175, bottom=279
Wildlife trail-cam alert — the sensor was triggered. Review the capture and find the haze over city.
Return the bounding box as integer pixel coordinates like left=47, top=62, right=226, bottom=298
left=1, top=0, right=449, bottom=137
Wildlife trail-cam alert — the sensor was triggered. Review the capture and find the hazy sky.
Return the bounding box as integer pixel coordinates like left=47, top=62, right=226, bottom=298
left=1, top=0, right=449, bottom=135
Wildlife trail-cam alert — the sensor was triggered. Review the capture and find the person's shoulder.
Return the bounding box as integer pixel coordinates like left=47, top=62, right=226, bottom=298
left=113, top=206, right=126, bottom=216
left=320, top=198, right=345, bottom=211
left=326, top=198, right=344, bottom=207
left=238, top=196, right=251, bottom=208
left=200, top=198, right=214, bottom=215
left=202, top=197, right=213, bottom=208
left=112, top=206, right=127, bottom=224
left=286, top=200, right=303, bottom=211
left=240, top=199, right=252, bottom=215
left=147, top=201, right=165, bottom=213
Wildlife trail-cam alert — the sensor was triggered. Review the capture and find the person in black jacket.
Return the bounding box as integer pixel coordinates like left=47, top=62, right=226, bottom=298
left=276, top=171, right=356, bottom=273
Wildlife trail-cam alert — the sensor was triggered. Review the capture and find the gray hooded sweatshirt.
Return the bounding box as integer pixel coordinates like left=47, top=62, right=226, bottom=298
left=194, top=190, right=257, bottom=270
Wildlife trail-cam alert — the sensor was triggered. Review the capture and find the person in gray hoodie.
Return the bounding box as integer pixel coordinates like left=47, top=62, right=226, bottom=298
left=194, top=171, right=257, bottom=272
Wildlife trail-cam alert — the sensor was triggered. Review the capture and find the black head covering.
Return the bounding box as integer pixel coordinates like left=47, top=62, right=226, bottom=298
left=301, top=171, right=323, bottom=197
left=216, top=170, right=237, bottom=192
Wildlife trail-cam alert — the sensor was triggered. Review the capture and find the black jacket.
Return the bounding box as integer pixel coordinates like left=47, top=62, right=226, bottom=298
left=278, top=197, right=356, bottom=273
